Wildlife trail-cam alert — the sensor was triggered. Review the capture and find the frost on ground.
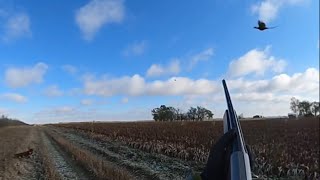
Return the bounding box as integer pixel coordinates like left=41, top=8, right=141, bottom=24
left=49, top=127, right=200, bottom=180
left=40, top=131, right=87, bottom=180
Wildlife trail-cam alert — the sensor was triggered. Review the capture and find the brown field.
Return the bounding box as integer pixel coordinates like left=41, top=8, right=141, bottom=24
left=0, top=117, right=319, bottom=180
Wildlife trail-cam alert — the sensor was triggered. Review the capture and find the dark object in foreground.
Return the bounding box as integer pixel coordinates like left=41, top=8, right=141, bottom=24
left=254, top=20, right=277, bottom=31
left=14, top=149, right=33, bottom=158
left=200, top=80, right=253, bottom=180
left=200, top=129, right=236, bottom=179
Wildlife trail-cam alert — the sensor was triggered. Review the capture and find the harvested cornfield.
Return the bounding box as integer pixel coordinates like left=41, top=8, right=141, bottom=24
left=53, top=117, right=319, bottom=179
left=1, top=117, right=318, bottom=179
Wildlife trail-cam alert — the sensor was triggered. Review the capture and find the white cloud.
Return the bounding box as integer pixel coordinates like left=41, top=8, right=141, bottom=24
left=0, top=93, right=28, bottom=103
left=81, top=99, right=94, bottom=105
left=188, top=48, right=214, bottom=70
left=182, top=68, right=318, bottom=117
left=83, top=68, right=318, bottom=98
left=2, top=12, right=31, bottom=42
left=28, top=67, right=318, bottom=123
left=5, top=62, right=48, bottom=88
left=75, top=0, right=125, bottom=41
left=123, top=40, right=147, bottom=56
left=81, top=68, right=318, bottom=116
left=83, top=74, right=146, bottom=96
left=83, top=73, right=219, bottom=96
left=44, top=85, right=63, bottom=97
left=224, top=68, right=318, bottom=100
left=265, top=68, right=319, bottom=94
left=227, top=46, right=286, bottom=77
left=251, top=0, right=307, bottom=23
left=147, top=77, right=218, bottom=96
left=62, top=65, right=78, bottom=75
left=32, top=106, right=151, bottom=123
left=121, top=97, right=129, bottom=103
left=146, top=59, right=180, bottom=77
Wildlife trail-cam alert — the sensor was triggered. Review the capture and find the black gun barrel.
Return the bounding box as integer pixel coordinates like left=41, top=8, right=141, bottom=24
left=222, top=79, right=252, bottom=180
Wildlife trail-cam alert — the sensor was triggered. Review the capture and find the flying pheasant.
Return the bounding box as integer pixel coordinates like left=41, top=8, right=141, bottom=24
left=254, top=20, right=277, bottom=31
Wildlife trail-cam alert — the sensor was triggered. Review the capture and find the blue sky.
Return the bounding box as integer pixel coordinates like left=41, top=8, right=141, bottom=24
left=0, top=0, right=319, bottom=124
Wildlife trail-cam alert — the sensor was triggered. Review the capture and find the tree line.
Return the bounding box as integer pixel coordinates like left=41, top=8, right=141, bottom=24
left=0, top=115, right=26, bottom=127
left=151, top=105, right=213, bottom=121
left=290, top=97, right=320, bottom=116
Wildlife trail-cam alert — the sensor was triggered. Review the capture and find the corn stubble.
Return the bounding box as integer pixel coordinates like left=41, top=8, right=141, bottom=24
left=46, top=128, right=134, bottom=180
left=55, top=117, right=319, bottom=179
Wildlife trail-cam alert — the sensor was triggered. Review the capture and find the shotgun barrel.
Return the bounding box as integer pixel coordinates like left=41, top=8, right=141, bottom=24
left=222, top=79, right=252, bottom=180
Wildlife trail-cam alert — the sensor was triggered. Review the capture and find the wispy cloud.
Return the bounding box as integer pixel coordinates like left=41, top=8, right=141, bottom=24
left=146, top=59, right=180, bottom=77
left=227, top=46, right=286, bottom=77
left=0, top=93, right=28, bottom=103
left=251, top=0, right=307, bottom=23
left=81, top=99, right=94, bottom=105
left=121, top=97, right=129, bottom=103
left=5, top=62, right=48, bottom=88
left=62, top=65, right=78, bottom=75
left=123, top=40, right=147, bottom=56
left=145, top=47, right=214, bottom=76
left=2, top=12, right=31, bottom=42
left=75, top=0, right=125, bottom=41
left=44, top=85, right=63, bottom=97
left=188, top=48, right=214, bottom=70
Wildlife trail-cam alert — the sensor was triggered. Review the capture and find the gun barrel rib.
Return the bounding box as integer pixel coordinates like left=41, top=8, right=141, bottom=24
left=222, top=79, right=252, bottom=180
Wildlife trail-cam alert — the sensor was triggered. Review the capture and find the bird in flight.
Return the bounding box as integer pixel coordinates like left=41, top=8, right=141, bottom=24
left=254, top=20, right=277, bottom=31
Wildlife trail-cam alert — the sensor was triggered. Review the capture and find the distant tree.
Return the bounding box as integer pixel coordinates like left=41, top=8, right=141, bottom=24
left=187, top=107, right=197, bottom=121
left=289, top=97, right=320, bottom=117
left=0, top=115, right=26, bottom=127
left=290, top=97, right=300, bottom=114
left=151, top=108, right=160, bottom=121
left=151, top=105, right=176, bottom=121
left=311, top=102, right=320, bottom=116
left=152, top=105, right=213, bottom=121
left=187, top=106, right=213, bottom=121
left=167, top=106, right=177, bottom=121
left=175, top=108, right=184, bottom=121
left=181, top=113, right=188, bottom=121
left=298, top=101, right=312, bottom=116
left=204, top=108, right=214, bottom=120
left=196, top=106, right=206, bottom=121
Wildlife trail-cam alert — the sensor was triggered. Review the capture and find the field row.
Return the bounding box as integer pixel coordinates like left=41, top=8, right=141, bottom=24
left=1, top=125, right=199, bottom=180
left=54, top=117, right=320, bottom=179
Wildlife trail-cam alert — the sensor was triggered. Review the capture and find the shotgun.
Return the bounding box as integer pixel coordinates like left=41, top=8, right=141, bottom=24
left=222, top=79, right=252, bottom=180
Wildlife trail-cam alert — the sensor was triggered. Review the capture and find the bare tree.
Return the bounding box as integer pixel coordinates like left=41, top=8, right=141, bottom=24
left=298, top=101, right=312, bottom=116
left=311, top=102, right=320, bottom=116
left=290, top=97, right=300, bottom=114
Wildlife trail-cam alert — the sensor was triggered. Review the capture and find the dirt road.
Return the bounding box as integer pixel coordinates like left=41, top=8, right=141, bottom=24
left=48, top=127, right=202, bottom=180
left=0, top=126, right=201, bottom=180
